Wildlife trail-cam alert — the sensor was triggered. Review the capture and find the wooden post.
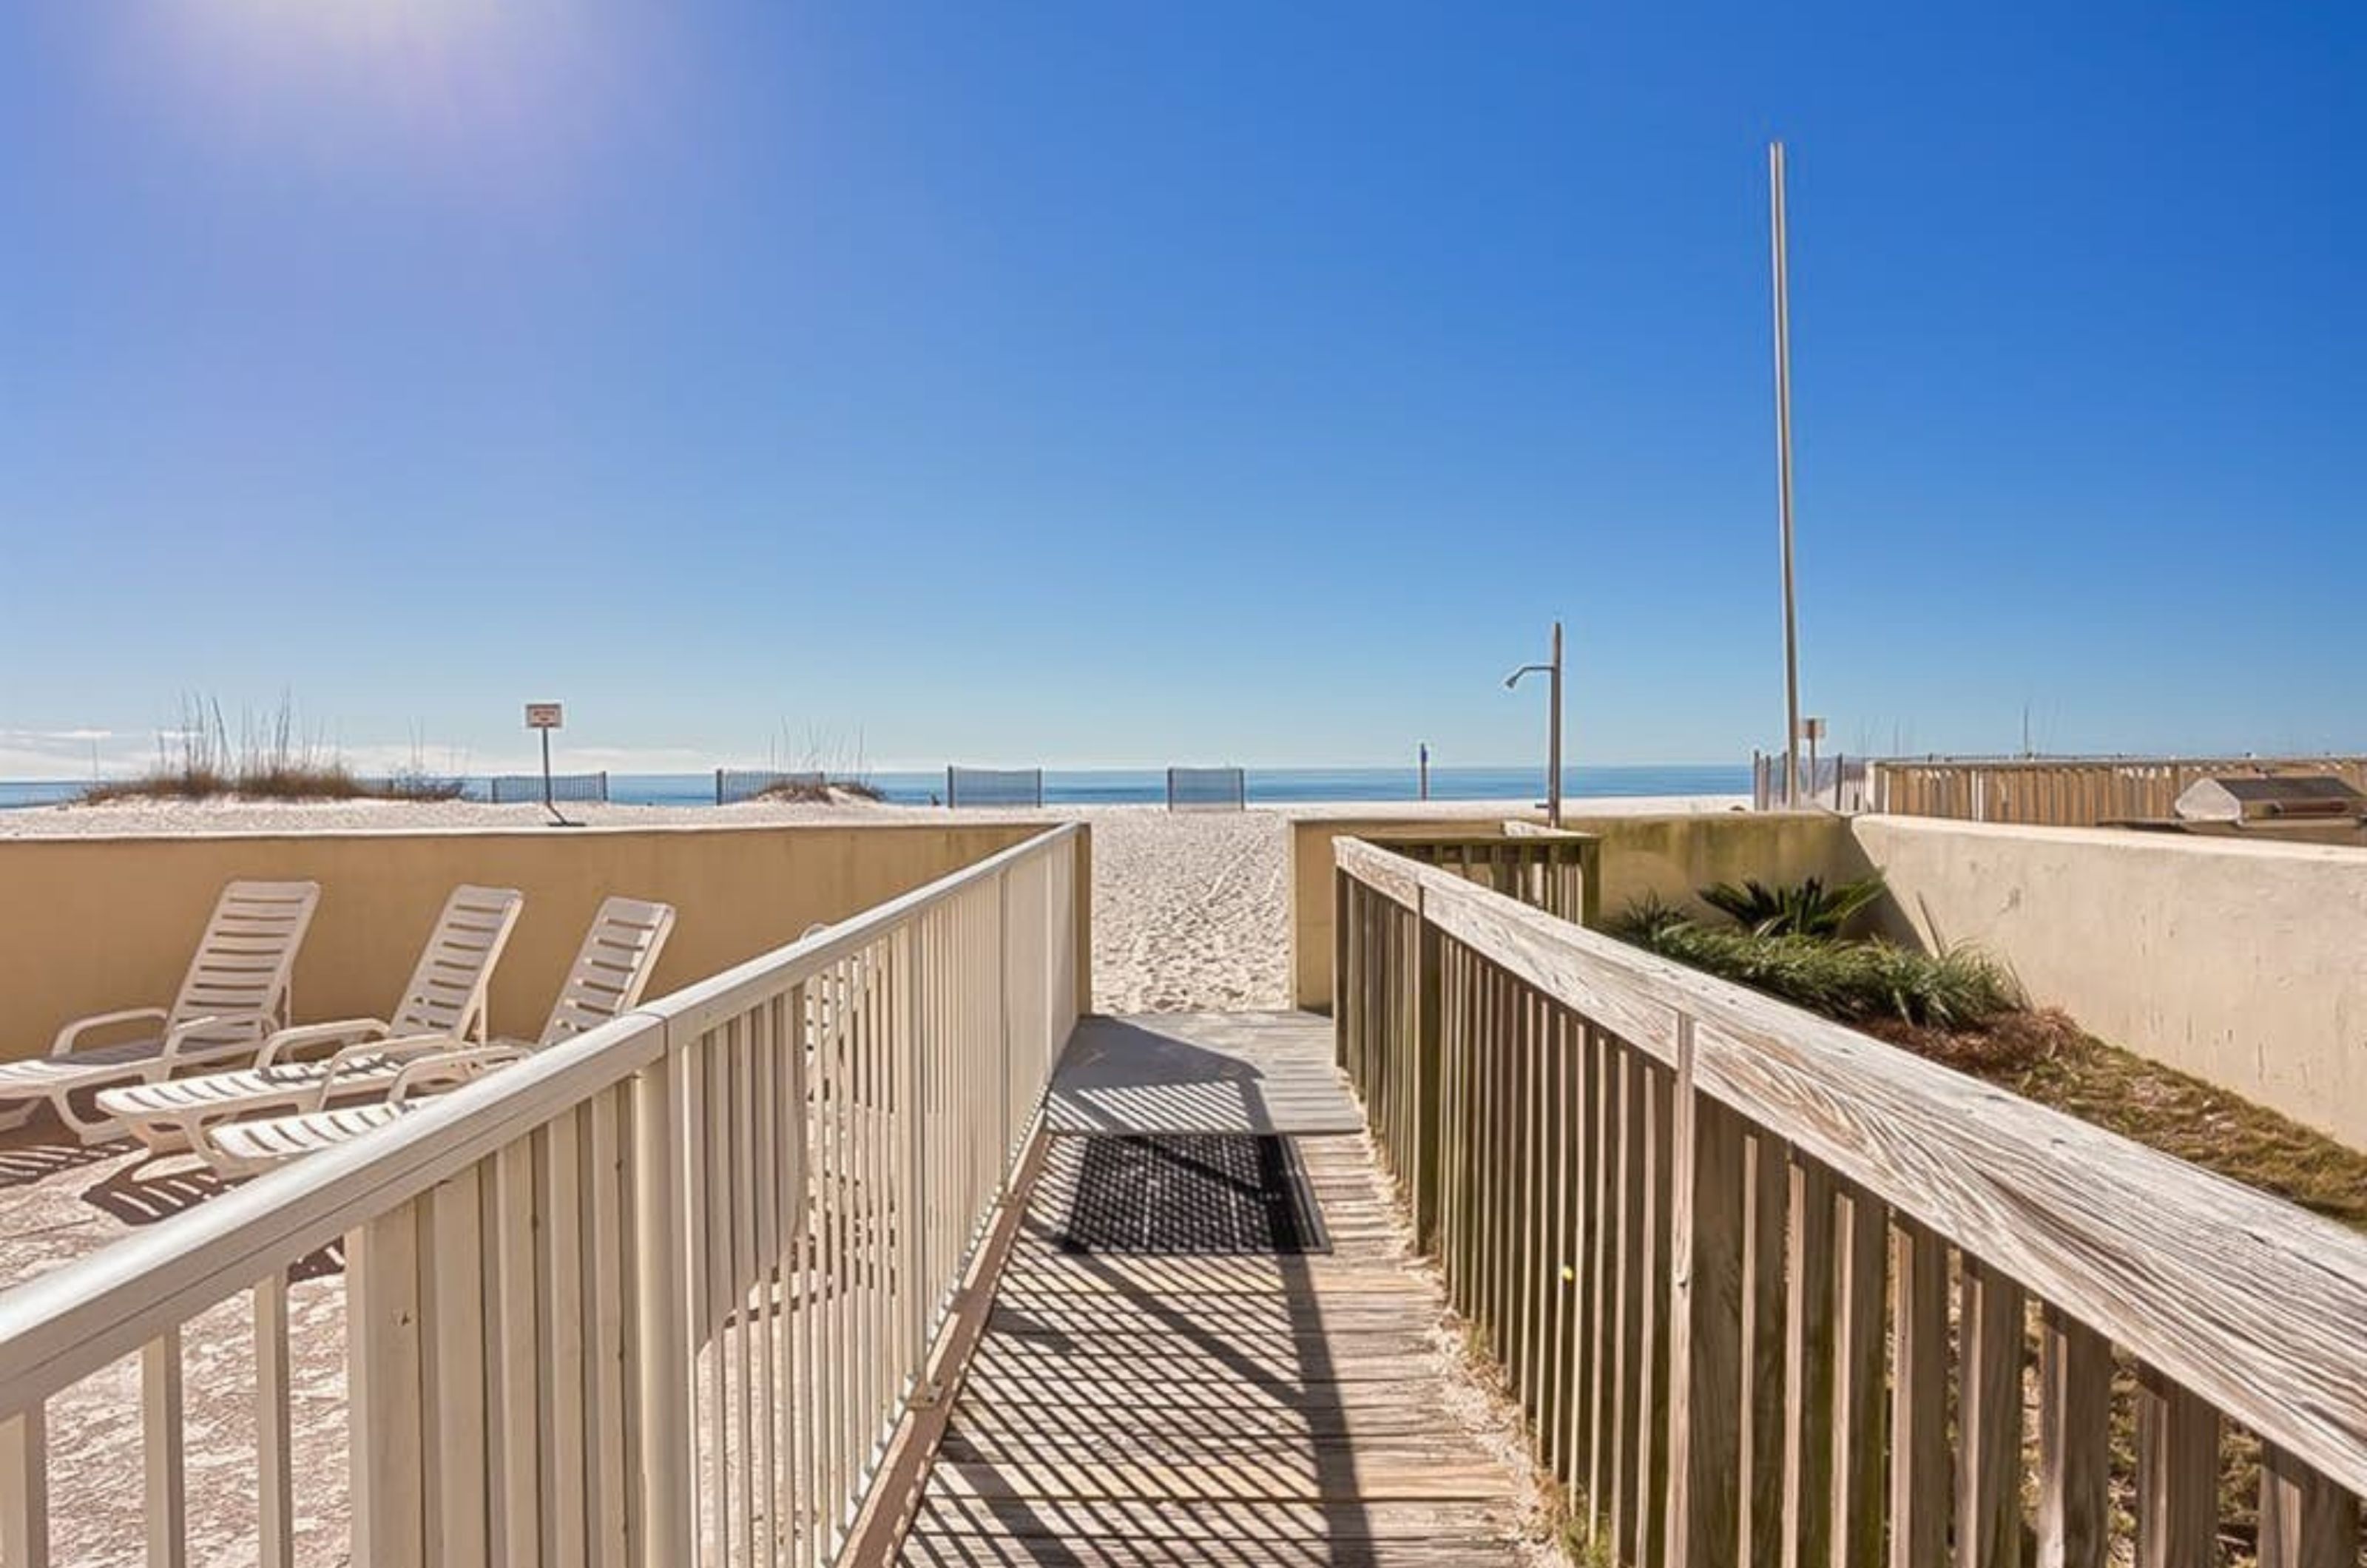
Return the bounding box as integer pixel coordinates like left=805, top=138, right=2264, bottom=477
left=1666, top=1017, right=1743, bottom=1568
left=1549, top=620, right=1565, bottom=828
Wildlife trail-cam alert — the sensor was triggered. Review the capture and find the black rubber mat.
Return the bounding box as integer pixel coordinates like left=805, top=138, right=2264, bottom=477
left=1055, top=1134, right=1328, bottom=1255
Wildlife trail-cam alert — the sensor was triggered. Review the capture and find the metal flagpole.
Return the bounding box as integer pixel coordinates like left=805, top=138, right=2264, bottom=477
left=1769, top=141, right=1803, bottom=808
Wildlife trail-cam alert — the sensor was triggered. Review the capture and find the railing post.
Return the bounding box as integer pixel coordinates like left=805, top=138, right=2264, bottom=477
left=1412, top=888, right=1445, bottom=1252
left=629, top=1048, right=695, bottom=1568
left=1664, top=1012, right=1743, bottom=1568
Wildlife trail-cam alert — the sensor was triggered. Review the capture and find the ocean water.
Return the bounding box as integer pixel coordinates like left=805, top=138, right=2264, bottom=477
left=0, top=763, right=1748, bottom=811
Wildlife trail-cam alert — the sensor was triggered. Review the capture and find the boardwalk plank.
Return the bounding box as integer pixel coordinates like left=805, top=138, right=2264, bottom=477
left=894, top=1014, right=1533, bottom=1565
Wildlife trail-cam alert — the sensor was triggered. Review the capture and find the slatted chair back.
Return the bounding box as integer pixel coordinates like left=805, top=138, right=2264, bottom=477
left=386, top=885, right=527, bottom=1042
left=536, top=897, right=677, bottom=1046
left=163, top=881, right=323, bottom=1045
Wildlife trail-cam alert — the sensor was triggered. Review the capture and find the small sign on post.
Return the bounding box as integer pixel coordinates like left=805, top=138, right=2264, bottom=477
left=524, top=702, right=577, bottom=826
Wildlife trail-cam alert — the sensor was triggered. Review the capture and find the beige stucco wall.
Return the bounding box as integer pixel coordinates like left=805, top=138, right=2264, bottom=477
left=0, top=820, right=1090, bottom=1061
left=1289, top=811, right=1859, bottom=1009
left=1851, top=814, right=2367, bottom=1149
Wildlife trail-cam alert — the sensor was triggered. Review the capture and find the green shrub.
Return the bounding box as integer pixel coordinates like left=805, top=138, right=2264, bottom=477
left=1609, top=902, right=2018, bottom=1027
left=1698, top=873, right=1886, bottom=937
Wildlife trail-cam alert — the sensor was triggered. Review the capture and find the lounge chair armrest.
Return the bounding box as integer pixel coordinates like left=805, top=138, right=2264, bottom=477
left=257, top=1018, right=393, bottom=1067
left=50, top=1007, right=168, bottom=1057
left=158, top=1012, right=271, bottom=1067
left=309, top=1035, right=456, bottom=1106
left=388, top=1046, right=527, bottom=1106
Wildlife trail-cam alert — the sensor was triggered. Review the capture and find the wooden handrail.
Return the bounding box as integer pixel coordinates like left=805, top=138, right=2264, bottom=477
left=1334, top=833, right=2367, bottom=1557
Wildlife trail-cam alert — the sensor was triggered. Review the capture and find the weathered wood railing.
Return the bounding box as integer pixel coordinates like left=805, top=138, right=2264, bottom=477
left=1334, top=834, right=2366, bottom=1565
left=1868, top=754, right=2367, bottom=827
left=0, top=823, right=1082, bottom=1567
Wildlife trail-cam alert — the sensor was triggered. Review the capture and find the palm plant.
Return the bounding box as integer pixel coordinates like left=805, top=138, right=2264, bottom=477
left=1697, top=873, right=1886, bottom=939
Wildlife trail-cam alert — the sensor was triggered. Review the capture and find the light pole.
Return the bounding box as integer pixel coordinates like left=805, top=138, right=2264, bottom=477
left=1505, top=620, right=1564, bottom=828
left=1769, top=141, right=1804, bottom=806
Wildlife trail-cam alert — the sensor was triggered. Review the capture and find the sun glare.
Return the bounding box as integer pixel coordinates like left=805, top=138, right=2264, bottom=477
left=126, top=0, right=637, bottom=193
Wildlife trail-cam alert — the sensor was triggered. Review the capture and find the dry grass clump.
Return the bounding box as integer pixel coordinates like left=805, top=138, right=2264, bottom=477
left=81, top=695, right=465, bottom=805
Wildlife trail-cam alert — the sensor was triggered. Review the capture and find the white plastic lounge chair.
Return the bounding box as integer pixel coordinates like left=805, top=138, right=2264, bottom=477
left=199, top=896, right=676, bottom=1175
left=0, top=880, right=323, bottom=1142
left=97, top=884, right=526, bottom=1153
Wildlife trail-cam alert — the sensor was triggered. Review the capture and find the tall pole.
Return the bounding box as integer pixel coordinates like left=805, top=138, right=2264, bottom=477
left=1547, top=620, right=1564, bottom=828
left=1769, top=141, right=1803, bottom=807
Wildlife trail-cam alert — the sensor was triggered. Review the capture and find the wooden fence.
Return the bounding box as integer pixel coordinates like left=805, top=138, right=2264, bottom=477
left=1868, top=754, right=2367, bottom=827
left=487, top=771, right=611, bottom=805
left=1334, top=834, right=2365, bottom=1565
left=1378, top=826, right=1600, bottom=927
left=0, top=823, right=1082, bottom=1567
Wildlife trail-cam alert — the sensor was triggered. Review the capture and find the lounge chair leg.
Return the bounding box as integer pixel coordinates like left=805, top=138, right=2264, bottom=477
left=125, top=1118, right=195, bottom=1157
left=51, top=1090, right=127, bottom=1147
left=0, top=1103, right=36, bottom=1134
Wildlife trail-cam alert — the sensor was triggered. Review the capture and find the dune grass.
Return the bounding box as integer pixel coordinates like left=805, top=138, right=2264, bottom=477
left=81, top=695, right=465, bottom=804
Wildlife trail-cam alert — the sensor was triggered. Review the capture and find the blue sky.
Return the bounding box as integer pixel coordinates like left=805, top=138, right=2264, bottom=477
left=1, top=3, right=2359, bottom=775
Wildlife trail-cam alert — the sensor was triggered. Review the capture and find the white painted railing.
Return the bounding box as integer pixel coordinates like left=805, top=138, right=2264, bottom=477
left=0, top=823, right=1082, bottom=1567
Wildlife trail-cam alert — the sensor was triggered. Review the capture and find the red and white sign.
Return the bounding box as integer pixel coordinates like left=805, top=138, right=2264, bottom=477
left=524, top=703, right=564, bottom=731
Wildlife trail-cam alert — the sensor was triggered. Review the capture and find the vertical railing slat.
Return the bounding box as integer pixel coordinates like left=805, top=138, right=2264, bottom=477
left=1741, top=1129, right=1789, bottom=1568
left=2135, top=1367, right=2218, bottom=1568
left=2036, top=1308, right=2110, bottom=1568
left=253, top=1276, right=293, bottom=1568
left=1886, top=1220, right=1948, bottom=1568
left=488, top=1138, right=544, bottom=1565
left=587, top=1087, right=631, bottom=1568
left=541, top=1108, right=590, bottom=1568
left=1, top=1405, right=49, bottom=1568
left=425, top=1166, right=489, bottom=1564
left=1829, top=1184, right=1888, bottom=1567
left=1782, top=1159, right=1836, bottom=1567
left=1956, top=1260, right=2026, bottom=1568
left=1668, top=1024, right=1744, bottom=1568
left=2258, top=1445, right=2360, bottom=1568
left=141, top=1329, right=188, bottom=1568
left=350, top=1205, right=425, bottom=1568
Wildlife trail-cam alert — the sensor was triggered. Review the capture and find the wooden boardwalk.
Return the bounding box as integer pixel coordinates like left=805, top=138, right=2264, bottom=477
left=895, top=1013, right=1536, bottom=1566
